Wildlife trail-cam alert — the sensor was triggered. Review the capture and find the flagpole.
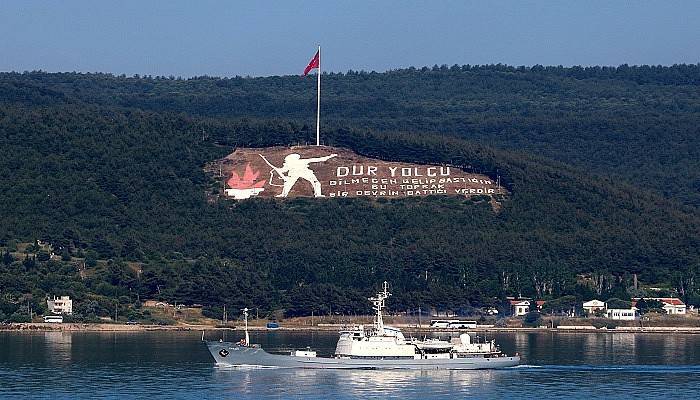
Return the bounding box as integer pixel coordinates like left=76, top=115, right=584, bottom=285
left=316, top=45, right=321, bottom=146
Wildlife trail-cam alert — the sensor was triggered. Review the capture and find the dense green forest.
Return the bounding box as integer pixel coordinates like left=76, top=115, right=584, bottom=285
left=2, top=64, right=699, bottom=206
left=0, top=66, right=699, bottom=322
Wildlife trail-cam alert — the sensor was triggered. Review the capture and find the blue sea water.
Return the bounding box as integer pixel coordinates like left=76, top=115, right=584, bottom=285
left=1, top=330, right=698, bottom=399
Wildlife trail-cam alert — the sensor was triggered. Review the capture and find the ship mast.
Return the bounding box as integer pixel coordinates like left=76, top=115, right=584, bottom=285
left=369, top=281, right=391, bottom=335
left=242, top=307, right=250, bottom=346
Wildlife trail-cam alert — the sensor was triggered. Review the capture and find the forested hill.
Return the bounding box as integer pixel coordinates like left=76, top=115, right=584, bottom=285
left=0, top=98, right=698, bottom=320
left=1, top=64, right=699, bottom=207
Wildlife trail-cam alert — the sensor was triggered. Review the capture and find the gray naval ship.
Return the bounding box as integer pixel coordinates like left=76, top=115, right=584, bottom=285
left=205, top=282, right=520, bottom=370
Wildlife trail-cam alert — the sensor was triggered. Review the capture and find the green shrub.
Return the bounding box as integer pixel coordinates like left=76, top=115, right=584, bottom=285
left=36, top=251, right=51, bottom=262
left=605, top=298, right=632, bottom=309
left=523, top=311, right=542, bottom=327
left=10, top=312, right=31, bottom=323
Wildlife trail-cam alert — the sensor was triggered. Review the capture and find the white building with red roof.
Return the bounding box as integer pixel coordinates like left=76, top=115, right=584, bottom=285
left=509, top=300, right=530, bottom=316
left=632, top=297, right=686, bottom=315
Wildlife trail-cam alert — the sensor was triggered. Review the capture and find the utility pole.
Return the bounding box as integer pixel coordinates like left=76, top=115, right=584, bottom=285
left=223, top=305, right=227, bottom=324
left=418, top=306, right=422, bottom=328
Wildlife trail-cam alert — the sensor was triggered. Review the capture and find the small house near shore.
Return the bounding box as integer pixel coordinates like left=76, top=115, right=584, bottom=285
left=46, top=296, right=72, bottom=315
left=509, top=300, right=531, bottom=316
left=582, top=300, right=606, bottom=316
left=632, top=298, right=686, bottom=315
left=534, top=300, right=546, bottom=312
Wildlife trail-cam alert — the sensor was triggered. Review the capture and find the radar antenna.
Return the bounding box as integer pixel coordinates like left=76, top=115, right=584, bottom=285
left=368, top=281, right=391, bottom=335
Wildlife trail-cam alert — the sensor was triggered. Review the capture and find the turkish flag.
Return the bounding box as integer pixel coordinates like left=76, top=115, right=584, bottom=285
left=303, top=50, right=320, bottom=76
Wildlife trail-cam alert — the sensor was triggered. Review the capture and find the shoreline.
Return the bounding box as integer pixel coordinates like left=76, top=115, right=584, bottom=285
left=3, top=322, right=700, bottom=334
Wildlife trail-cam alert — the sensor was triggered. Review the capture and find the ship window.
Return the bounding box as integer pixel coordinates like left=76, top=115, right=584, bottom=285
left=457, top=354, right=481, bottom=358
left=422, top=348, right=452, bottom=354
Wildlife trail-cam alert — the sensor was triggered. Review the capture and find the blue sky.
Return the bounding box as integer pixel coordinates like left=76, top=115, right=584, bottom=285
left=1, top=1, right=698, bottom=77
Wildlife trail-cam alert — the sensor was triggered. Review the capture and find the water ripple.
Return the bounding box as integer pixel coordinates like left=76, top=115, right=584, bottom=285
left=1, top=331, right=699, bottom=399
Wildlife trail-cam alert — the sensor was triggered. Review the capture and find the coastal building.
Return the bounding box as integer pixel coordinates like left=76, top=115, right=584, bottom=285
left=658, top=298, right=686, bottom=315
left=632, top=298, right=686, bottom=315
left=509, top=300, right=531, bottom=316
left=534, top=300, right=546, bottom=312
left=606, top=308, right=637, bottom=321
left=46, top=296, right=73, bottom=315
left=582, top=300, right=606, bottom=315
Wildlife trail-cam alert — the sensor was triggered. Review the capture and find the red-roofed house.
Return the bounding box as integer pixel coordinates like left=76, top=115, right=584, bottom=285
left=534, top=300, right=546, bottom=312
left=635, top=298, right=687, bottom=315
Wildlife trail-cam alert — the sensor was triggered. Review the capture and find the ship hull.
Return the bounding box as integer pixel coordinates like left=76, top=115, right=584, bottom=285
left=206, top=341, right=520, bottom=370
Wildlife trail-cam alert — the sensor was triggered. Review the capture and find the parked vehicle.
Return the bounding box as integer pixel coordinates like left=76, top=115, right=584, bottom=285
left=43, top=315, right=63, bottom=323
left=429, top=319, right=477, bottom=329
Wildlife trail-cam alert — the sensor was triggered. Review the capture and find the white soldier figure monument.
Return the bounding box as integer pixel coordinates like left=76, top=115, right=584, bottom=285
left=260, top=153, right=337, bottom=197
